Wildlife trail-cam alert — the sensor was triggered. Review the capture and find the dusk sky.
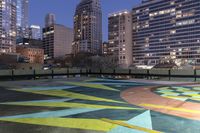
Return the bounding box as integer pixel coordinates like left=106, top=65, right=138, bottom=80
left=30, top=0, right=141, bottom=41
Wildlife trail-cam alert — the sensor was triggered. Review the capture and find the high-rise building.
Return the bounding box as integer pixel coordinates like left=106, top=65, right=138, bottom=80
left=108, top=10, right=132, bottom=68
left=29, top=25, right=41, bottom=40
left=0, top=0, right=17, bottom=53
left=73, top=0, right=102, bottom=55
left=43, top=24, right=73, bottom=59
left=101, top=42, right=109, bottom=55
left=16, top=0, right=29, bottom=39
left=45, top=13, right=56, bottom=27
left=132, top=0, right=200, bottom=66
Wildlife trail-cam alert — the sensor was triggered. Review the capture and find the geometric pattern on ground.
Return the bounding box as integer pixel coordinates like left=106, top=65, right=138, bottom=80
left=155, top=86, right=200, bottom=102
left=1, top=78, right=200, bottom=133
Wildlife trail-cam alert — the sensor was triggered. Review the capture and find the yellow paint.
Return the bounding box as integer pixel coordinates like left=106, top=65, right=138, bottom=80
left=163, top=95, right=189, bottom=99
left=63, top=81, right=119, bottom=91
left=187, top=94, right=200, bottom=97
left=163, top=96, right=200, bottom=101
left=178, top=90, right=200, bottom=93
left=156, top=87, right=170, bottom=91
left=84, top=78, right=102, bottom=82
left=13, top=89, right=124, bottom=103
left=101, top=118, right=163, bottom=133
left=140, top=103, right=200, bottom=114
left=190, top=98, right=200, bottom=101
left=175, top=88, right=189, bottom=91
left=0, top=118, right=117, bottom=131
left=2, top=102, right=142, bottom=110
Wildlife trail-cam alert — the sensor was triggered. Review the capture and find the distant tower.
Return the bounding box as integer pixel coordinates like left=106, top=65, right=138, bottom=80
left=45, top=13, right=56, bottom=27
left=73, top=0, right=102, bottom=55
left=16, top=0, right=29, bottom=39
left=0, top=0, right=17, bottom=53
left=29, top=25, right=41, bottom=40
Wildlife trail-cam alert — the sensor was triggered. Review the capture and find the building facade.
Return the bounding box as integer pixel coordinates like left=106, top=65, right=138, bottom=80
left=45, top=13, right=56, bottom=27
left=101, top=42, right=109, bottom=55
left=29, top=25, right=41, bottom=40
left=16, top=38, right=43, bottom=49
left=0, top=0, right=17, bottom=53
left=16, top=45, right=44, bottom=64
left=16, top=0, right=29, bottom=39
left=108, top=10, right=132, bottom=68
left=43, top=24, right=73, bottom=59
left=132, top=0, right=200, bottom=66
left=73, top=0, right=102, bottom=55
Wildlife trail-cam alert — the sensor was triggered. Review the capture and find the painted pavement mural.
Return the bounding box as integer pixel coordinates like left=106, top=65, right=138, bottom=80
left=0, top=78, right=200, bottom=133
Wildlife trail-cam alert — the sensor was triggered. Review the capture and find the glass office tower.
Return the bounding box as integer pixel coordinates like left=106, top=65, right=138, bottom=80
left=132, top=0, right=200, bottom=66
left=16, top=0, right=29, bottom=39
left=0, top=0, right=17, bottom=53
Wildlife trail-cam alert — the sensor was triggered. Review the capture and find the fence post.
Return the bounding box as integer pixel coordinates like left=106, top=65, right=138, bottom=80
left=147, top=69, right=150, bottom=80
left=11, top=69, right=14, bottom=81
left=129, top=69, right=131, bottom=75
left=51, top=69, right=54, bottom=79
left=168, top=69, right=171, bottom=81
left=80, top=69, right=82, bottom=77
left=100, top=69, right=102, bottom=77
left=67, top=68, right=69, bottom=78
left=194, top=69, right=197, bottom=82
left=89, top=69, right=91, bottom=77
left=33, top=69, right=36, bottom=80
left=113, top=69, right=116, bottom=76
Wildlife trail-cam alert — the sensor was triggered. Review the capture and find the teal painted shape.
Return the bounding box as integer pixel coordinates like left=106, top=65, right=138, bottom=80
left=108, top=110, right=152, bottom=133
left=193, top=87, right=200, bottom=91
left=156, top=89, right=174, bottom=93
left=182, top=92, right=199, bottom=95
left=0, top=108, right=101, bottom=118
left=22, top=86, right=76, bottom=91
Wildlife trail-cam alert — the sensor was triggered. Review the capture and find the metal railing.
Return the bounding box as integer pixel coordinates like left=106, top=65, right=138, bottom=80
left=0, top=68, right=199, bottom=81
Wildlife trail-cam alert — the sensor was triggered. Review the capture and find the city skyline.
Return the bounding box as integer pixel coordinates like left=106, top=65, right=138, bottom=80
left=29, top=0, right=141, bottom=41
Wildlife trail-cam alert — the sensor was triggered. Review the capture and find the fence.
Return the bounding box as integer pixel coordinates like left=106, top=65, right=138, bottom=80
left=0, top=68, right=199, bottom=81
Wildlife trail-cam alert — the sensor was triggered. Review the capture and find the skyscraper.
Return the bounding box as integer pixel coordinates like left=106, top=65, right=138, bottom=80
left=45, top=13, right=56, bottom=27
left=108, top=10, right=132, bottom=68
left=29, top=25, right=41, bottom=40
left=132, top=0, right=200, bottom=66
left=73, top=0, right=102, bottom=55
left=0, top=0, right=17, bottom=53
left=16, top=0, right=29, bottom=39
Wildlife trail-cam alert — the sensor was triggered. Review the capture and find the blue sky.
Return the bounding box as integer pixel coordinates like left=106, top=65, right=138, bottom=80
left=29, top=0, right=141, bottom=41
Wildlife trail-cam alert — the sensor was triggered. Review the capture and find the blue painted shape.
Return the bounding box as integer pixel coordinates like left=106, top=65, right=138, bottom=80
left=92, top=79, right=141, bottom=83
left=91, top=82, right=142, bottom=86
left=0, top=108, right=102, bottom=118
left=21, top=98, right=73, bottom=103
left=0, top=98, right=73, bottom=105
left=108, top=110, right=152, bottom=133
left=22, top=86, right=76, bottom=91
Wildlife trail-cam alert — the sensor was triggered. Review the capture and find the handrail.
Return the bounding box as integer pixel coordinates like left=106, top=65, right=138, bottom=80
left=0, top=68, right=198, bottom=81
